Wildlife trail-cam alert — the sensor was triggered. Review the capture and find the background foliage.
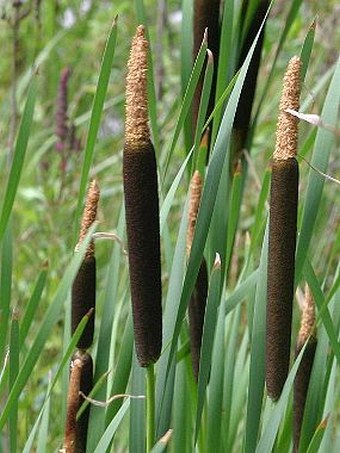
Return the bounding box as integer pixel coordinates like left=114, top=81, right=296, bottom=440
left=0, top=0, right=339, bottom=451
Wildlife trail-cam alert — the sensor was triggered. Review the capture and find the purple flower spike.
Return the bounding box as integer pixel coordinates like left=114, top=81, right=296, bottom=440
left=55, top=67, right=71, bottom=149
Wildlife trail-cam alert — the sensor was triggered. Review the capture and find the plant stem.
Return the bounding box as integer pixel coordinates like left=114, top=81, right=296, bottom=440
left=146, top=364, right=155, bottom=452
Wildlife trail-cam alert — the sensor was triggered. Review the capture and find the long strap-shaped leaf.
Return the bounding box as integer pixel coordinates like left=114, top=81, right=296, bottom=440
left=94, top=399, right=130, bottom=453
left=0, top=79, right=37, bottom=242
left=0, top=225, right=13, bottom=367
left=161, top=34, right=208, bottom=180
left=22, top=313, right=93, bottom=452
left=156, top=6, right=270, bottom=434
left=0, top=224, right=96, bottom=431
left=87, top=204, right=125, bottom=449
left=195, top=256, right=222, bottom=441
left=244, top=223, right=268, bottom=453
left=255, top=343, right=307, bottom=453
left=253, top=0, right=303, bottom=124
left=73, top=18, right=118, bottom=243
left=304, top=259, right=340, bottom=364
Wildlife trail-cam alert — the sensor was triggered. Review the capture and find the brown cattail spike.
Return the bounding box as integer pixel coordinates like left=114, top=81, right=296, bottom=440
left=234, top=0, right=269, bottom=131
left=123, top=26, right=162, bottom=367
left=266, top=56, right=301, bottom=401
left=64, top=358, right=82, bottom=453
left=274, top=56, right=302, bottom=161
left=71, top=260, right=96, bottom=350
left=72, top=180, right=99, bottom=349
left=189, top=260, right=208, bottom=379
left=71, top=351, right=93, bottom=453
left=233, top=1, right=268, bottom=166
left=186, top=170, right=203, bottom=257
left=193, top=0, right=220, bottom=145
left=125, top=25, right=150, bottom=149
left=186, top=170, right=208, bottom=380
left=293, top=284, right=317, bottom=453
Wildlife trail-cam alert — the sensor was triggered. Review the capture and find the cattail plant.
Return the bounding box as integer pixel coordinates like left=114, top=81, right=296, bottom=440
left=123, top=25, right=162, bottom=368
left=63, top=357, right=82, bottom=453
left=192, top=0, right=221, bottom=137
left=73, top=351, right=93, bottom=453
left=186, top=170, right=208, bottom=380
left=233, top=0, right=269, bottom=163
left=63, top=352, right=93, bottom=452
left=266, top=56, right=302, bottom=401
left=65, top=181, right=99, bottom=452
left=123, top=25, right=162, bottom=451
left=72, top=180, right=100, bottom=350
left=293, top=284, right=317, bottom=453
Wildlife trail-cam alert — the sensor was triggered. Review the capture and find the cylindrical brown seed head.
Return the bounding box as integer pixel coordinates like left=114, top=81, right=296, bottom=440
left=193, top=0, right=220, bottom=139
left=71, top=351, right=93, bottom=453
left=266, top=56, right=301, bottom=401
left=189, top=259, right=208, bottom=380
left=71, top=257, right=96, bottom=350
left=64, top=358, right=82, bottom=453
left=293, top=339, right=317, bottom=453
left=186, top=170, right=207, bottom=380
left=233, top=0, right=269, bottom=156
left=266, top=158, right=299, bottom=400
left=186, top=170, right=203, bottom=257
left=274, top=56, right=302, bottom=161
left=124, top=26, right=162, bottom=367
left=72, top=180, right=99, bottom=349
left=293, top=284, right=317, bottom=453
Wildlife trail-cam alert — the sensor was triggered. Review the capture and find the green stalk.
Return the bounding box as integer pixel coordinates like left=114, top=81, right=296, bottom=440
left=146, top=364, right=156, bottom=452
left=9, top=311, right=19, bottom=453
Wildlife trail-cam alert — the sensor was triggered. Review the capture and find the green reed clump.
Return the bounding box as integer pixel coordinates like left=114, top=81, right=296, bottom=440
left=123, top=25, right=162, bottom=368
left=293, top=284, right=317, bottom=453
left=266, top=56, right=302, bottom=401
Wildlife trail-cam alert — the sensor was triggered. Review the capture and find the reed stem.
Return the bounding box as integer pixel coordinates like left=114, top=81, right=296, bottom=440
left=146, top=364, right=155, bottom=452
